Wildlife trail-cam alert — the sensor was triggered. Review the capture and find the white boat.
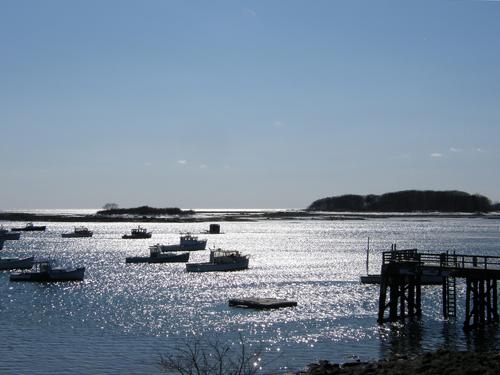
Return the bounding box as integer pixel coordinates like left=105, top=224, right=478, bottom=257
left=0, top=256, right=35, bottom=270
left=61, top=226, right=93, bottom=238
left=126, top=245, right=189, bottom=263
left=186, top=249, right=249, bottom=272
left=10, top=261, right=85, bottom=282
left=0, top=226, right=21, bottom=240
left=155, top=233, right=207, bottom=252
left=122, top=226, right=152, bottom=239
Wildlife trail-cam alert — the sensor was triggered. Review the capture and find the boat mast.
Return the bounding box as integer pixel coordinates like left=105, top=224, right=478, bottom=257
left=365, top=237, right=370, bottom=275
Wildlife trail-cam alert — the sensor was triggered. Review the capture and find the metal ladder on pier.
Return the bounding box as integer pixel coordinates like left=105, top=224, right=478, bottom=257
left=444, top=276, right=457, bottom=318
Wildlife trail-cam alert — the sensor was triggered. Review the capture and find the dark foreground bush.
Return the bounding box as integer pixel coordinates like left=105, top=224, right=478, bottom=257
left=159, top=338, right=262, bottom=375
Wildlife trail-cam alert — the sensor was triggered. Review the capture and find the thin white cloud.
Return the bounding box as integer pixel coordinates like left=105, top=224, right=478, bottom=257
left=200, top=164, right=207, bottom=169
left=243, top=8, right=257, bottom=17
left=449, top=147, right=462, bottom=152
left=273, top=120, right=285, bottom=128
left=476, top=148, right=486, bottom=153
left=430, top=153, right=443, bottom=158
left=177, top=160, right=187, bottom=165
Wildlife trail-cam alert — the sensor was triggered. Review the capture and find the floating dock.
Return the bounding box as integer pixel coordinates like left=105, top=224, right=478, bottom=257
left=228, top=298, right=297, bottom=309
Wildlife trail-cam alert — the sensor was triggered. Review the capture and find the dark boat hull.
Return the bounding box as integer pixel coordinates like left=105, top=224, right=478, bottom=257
left=62, top=232, right=93, bottom=238
left=10, top=267, right=85, bottom=282
left=159, top=241, right=207, bottom=252
left=11, top=226, right=46, bottom=232
left=0, top=257, right=35, bottom=270
left=122, top=234, right=152, bottom=239
left=0, top=232, right=21, bottom=240
left=126, top=253, right=189, bottom=263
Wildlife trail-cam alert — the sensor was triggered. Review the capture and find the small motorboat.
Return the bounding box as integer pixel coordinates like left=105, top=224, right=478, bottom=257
left=0, top=256, right=35, bottom=270
left=10, top=261, right=85, bottom=282
left=11, top=222, right=46, bottom=232
left=61, top=226, right=93, bottom=238
left=0, top=226, right=21, bottom=240
left=155, top=233, right=207, bottom=252
left=122, top=226, right=152, bottom=239
left=186, top=249, right=249, bottom=272
left=126, top=245, right=189, bottom=263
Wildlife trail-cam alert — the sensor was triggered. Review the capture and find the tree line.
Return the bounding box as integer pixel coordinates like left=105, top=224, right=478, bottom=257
left=308, top=190, right=494, bottom=212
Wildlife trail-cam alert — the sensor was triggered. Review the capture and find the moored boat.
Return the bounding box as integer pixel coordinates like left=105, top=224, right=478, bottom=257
left=156, top=233, right=207, bottom=252
left=122, top=226, right=152, bottom=239
left=10, top=261, right=85, bottom=282
left=62, top=226, right=93, bottom=238
left=126, top=245, right=189, bottom=263
left=11, top=222, right=46, bottom=232
left=186, top=249, right=249, bottom=272
left=0, top=226, right=21, bottom=240
left=0, top=256, right=35, bottom=270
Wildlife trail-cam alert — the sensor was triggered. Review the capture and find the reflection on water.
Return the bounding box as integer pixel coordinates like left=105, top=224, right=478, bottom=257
left=0, top=218, right=500, bottom=374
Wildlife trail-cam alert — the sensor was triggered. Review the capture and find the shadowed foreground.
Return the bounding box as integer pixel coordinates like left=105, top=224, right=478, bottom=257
left=298, top=350, right=500, bottom=375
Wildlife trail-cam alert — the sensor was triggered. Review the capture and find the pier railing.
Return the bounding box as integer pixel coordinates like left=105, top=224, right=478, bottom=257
left=382, top=250, right=500, bottom=270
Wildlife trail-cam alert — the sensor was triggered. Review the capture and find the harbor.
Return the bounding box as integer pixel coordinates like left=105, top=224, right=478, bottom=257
left=1, top=215, right=500, bottom=374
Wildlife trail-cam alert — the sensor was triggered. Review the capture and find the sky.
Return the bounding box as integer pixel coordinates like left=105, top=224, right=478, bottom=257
left=1, top=0, right=500, bottom=209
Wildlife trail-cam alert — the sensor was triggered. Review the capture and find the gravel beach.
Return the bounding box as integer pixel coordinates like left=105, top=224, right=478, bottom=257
left=298, top=350, right=500, bottom=375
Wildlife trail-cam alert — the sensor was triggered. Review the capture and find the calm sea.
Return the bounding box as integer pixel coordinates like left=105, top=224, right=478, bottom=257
left=1, top=213, right=500, bottom=374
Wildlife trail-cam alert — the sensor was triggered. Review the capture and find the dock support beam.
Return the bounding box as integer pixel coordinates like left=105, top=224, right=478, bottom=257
left=464, top=277, right=499, bottom=330
left=377, top=263, right=421, bottom=323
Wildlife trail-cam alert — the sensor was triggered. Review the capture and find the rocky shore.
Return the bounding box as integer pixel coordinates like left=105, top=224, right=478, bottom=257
left=298, top=350, right=500, bottom=375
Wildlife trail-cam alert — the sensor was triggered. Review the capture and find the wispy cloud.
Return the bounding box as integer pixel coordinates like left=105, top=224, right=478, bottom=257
left=430, top=153, right=443, bottom=158
left=449, top=147, right=462, bottom=152
left=273, top=120, right=285, bottom=128
left=476, top=148, right=486, bottom=153
left=177, top=160, right=187, bottom=165
left=144, top=161, right=152, bottom=167
left=243, top=8, right=257, bottom=17
left=199, top=164, right=207, bottom=169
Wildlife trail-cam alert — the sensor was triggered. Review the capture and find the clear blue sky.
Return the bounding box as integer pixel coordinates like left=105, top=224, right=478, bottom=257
left=1, top=0, right=499, bottom=209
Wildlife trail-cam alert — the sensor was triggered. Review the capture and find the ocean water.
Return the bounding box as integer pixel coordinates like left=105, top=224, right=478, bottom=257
left=1, top=216, right=500, bottom=374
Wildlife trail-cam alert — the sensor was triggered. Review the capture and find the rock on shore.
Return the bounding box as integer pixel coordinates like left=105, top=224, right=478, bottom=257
left=297, top=350, right=500, bottom=375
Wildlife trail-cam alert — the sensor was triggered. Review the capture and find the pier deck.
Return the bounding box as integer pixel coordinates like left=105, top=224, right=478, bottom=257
left=377, top=248, right=500, bottom=329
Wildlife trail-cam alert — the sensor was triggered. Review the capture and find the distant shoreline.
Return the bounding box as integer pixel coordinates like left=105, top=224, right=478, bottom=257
left=1, top=210, right=499, bottom=223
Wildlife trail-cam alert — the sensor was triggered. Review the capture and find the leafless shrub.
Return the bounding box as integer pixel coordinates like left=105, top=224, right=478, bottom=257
left=159, top=336, right=263, bottom=375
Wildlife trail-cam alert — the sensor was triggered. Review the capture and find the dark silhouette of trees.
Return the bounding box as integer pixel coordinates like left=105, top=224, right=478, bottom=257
left=308, top=190, right=492, bottom=212
left=102, top=203, right=119, bottom=210
left=97, top=205, right=194, bottom=216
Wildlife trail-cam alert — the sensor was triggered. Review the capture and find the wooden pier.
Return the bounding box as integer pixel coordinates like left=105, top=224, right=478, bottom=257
left=377, top=248, right=500, bottom=329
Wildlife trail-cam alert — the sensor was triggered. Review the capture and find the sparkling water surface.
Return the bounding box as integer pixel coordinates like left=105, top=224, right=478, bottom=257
left=1, top=217, right=500, bottom=374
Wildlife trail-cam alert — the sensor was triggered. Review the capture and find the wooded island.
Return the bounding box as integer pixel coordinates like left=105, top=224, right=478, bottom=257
left=308, top=190, right=495, bottom=212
